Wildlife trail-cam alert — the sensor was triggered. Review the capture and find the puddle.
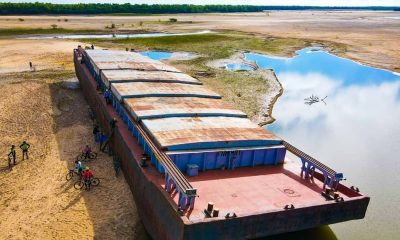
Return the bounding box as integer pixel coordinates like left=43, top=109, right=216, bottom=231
left=225, top=63, right=254, bottom=71
left=140, top=51, right=198, bottom=61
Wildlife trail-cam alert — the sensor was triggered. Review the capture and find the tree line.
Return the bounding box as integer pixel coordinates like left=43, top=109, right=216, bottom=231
left=0, top=2, right=398, bottom=15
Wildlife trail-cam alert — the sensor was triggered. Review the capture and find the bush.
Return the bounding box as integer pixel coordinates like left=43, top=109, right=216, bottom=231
left=18, top=18, right=24, bottom=21
left=111, top=23, right=115, bottom=29
left=64, top=19, right=68, bottom=22
left=169, top=18, right=177, bottom=22
left=51, top=24, right=57, bottom=29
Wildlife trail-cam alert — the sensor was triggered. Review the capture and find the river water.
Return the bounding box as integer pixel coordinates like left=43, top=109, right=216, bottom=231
left=245, top=48, right=400, bottom=239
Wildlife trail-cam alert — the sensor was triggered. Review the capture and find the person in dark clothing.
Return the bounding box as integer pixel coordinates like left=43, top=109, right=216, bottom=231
left=93, top=125, right=100, bottom=142
left=91, top=44, right=94, bottom=50
left=83, top=145, right=92, bottom=159
left=110, top=117, right=117, bottom=130
left=19, top=141, right=30, bottom=160
left=113, top=156, right=121, bottom=177
left=29, top=62, right=33, bottom=70
left=8, top=145, right=16, bottom=166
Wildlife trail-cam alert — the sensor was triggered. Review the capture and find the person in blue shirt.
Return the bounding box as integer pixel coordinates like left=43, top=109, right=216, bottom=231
left=74, top=160, right=83, bottom=176
left=103, top=89, right=111, bottom=104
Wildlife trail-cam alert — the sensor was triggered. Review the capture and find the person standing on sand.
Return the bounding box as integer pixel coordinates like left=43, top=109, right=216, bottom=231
left=93, top=125, right=100, bottom=142
left=8, top=145, right=16, bottom=165
left=19, top=141, right=30, bottom=160
left=29, top=61, right=32, bottom=70
left=110, top=117, right=117, bottom=130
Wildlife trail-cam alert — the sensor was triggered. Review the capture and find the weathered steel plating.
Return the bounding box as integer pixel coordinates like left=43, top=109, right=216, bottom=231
left=124, top=97, right=247, bottom=120
left=101, top=69, right=201, bottom=87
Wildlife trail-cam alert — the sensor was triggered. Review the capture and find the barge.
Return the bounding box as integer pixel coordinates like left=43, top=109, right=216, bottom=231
left=73, top=47, right=369, bottom=239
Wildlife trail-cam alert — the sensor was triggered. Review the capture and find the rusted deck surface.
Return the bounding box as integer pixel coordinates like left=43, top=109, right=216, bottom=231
left=124, top=97, right=247, bottom=120
left=142, top=116, right=281, bottom=150
left=86, top=49, right=181, bottom=74
left=111, top=82, right=221, bottom=101
left=162, top=160, right=350, bottom=222
left=101, top=69, right=201, bottom=86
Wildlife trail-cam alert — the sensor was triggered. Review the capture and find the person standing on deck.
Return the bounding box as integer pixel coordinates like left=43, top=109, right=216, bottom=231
left=103, top=89, right=111, bottom=104
left=19, top=141, right=30, bottom=160
left=8, top=145, right=16, bottom=165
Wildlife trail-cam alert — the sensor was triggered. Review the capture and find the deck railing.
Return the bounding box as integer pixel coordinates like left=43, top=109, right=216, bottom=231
left=282, top=140, right=344, bottom=189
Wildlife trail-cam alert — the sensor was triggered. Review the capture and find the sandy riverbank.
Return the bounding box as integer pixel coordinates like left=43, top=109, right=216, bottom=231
left=0, top=39, right=148, bottom=240
left=1, top=11, right=399, bottom=71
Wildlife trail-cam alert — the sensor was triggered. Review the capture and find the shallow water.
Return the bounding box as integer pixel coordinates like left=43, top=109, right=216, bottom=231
left=245, top=48, right=400, bottom=239
left=141, top=51, right=173, bottom=60
left=225, top=63, right=254, bottom=71
left=140, top=51, right=198, bottom=61
left=19, top=30, right=212, bottom=40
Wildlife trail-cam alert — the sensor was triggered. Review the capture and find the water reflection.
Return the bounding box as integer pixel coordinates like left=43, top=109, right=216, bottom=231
left=141, top=51, right=172, bottom=60
left=245, top=48, right=400, bottom=239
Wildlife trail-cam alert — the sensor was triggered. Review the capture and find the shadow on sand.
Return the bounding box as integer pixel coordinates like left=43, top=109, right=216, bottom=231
left=49, top=82, right=150, bottom=239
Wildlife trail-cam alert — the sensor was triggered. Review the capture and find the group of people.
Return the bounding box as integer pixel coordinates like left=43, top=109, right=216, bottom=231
left=74, top=159, right=94, bottom=189
left=74, top=145, right=95, bottom=189
left=8, top=141, right=30, bottom=167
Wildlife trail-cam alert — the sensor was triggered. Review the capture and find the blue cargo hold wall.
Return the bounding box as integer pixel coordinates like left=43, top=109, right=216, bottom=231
left=168, top=147, right=286, bottom=173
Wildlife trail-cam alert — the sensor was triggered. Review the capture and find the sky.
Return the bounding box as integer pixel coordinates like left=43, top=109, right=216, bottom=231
left=2, top=0, right=400, bottom=7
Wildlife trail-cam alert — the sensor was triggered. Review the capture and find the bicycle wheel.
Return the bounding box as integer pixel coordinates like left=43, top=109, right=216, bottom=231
left=89, top=152, right=97, bottom=159
left=74, top=180, right=84, bottom=190
left=91, top=178, right=100, bottom=186
left=76, top=153, right=85, bottom=161
left=66, top=171, right=74, bottom=181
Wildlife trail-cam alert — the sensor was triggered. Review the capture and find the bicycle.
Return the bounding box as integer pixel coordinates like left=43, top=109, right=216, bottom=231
left=76, top=151, right=97, bottom=162
left=74, top=177, right=100, bottom=190
left=66, top=169, right=82, bottom=181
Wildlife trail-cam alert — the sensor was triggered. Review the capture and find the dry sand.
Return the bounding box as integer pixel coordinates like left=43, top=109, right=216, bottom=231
left=0, top=39, right=148, bottom=240
left=1, top=11, right=399, bottom=71
left=0, top=39, right=80, bottom=74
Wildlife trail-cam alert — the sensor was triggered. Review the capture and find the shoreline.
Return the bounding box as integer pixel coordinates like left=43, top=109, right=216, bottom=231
left=251, top=69, right=283, bottom=127
left=206, top=51, right=283, bottom=126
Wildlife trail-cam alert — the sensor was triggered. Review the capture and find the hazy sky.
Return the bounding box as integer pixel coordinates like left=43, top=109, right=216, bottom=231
left=2, top=0, right=400, bottom=7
